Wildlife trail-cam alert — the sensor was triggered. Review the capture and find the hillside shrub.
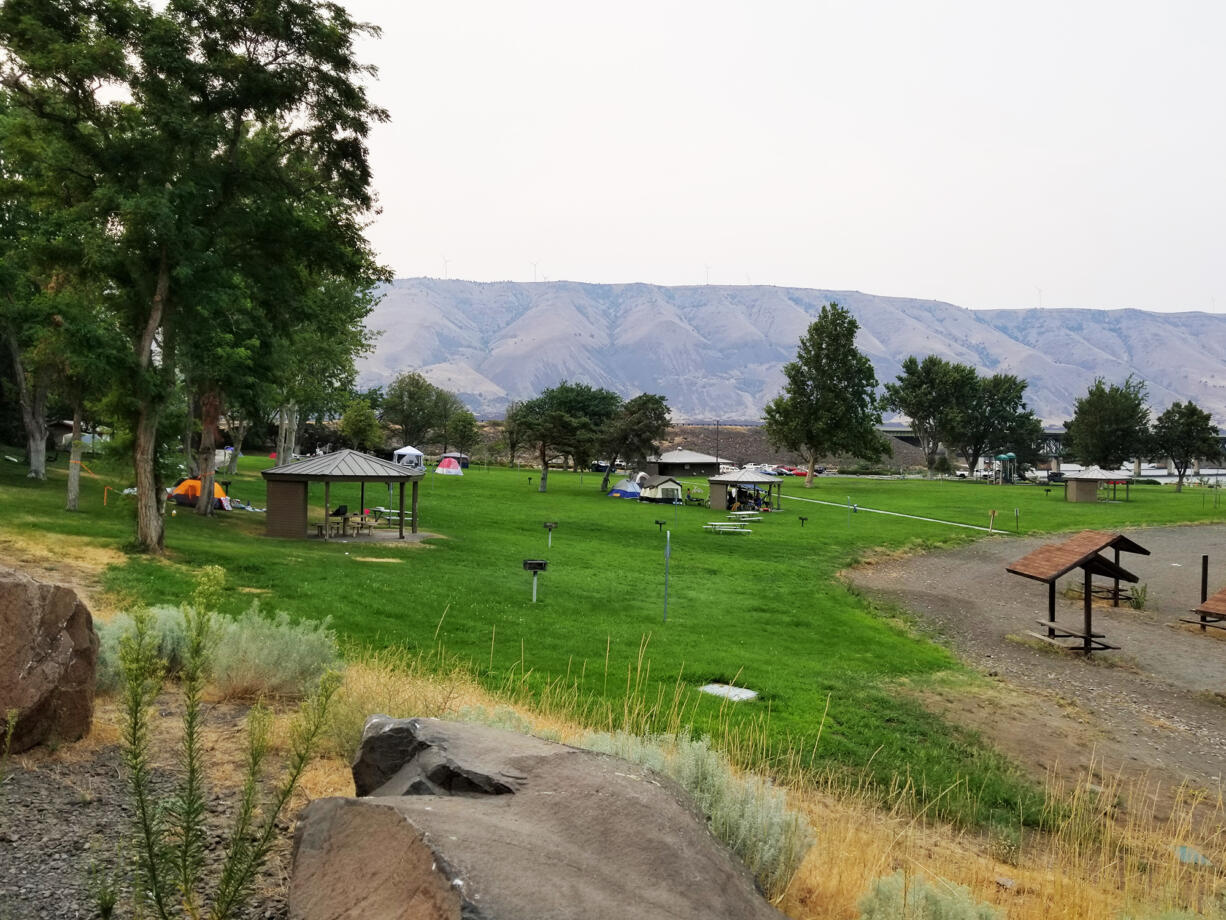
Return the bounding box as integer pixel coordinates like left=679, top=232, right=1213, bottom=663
left=858, top=871, right=1001, bottom=919
left=581, top=729, right=814, bottom=900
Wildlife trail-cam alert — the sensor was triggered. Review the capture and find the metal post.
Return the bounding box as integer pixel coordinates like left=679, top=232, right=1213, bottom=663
left=1047, top=580, right=1056, bottom=638
left=532, top=571, right=538, bottom=603
left=1202, top=554, right=1210, bottom=631
left=663, top=531, right=671, bottom=623
left=323, top=480, right=330, bottom=542
left=1113, top=547, right=1120, bottom=607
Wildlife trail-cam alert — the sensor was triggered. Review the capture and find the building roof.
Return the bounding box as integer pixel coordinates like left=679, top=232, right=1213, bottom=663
left=654, top=449, right=718, bottom=464
left=261, top=449, right=423, bottom=482
left=1064, top=465, right=1130, bottom=481
left=707, top=468, right=783, bottom=485
left=1006, top=530, right=1149, bottom=584
left=1194, top=587, right=1226, bottom=618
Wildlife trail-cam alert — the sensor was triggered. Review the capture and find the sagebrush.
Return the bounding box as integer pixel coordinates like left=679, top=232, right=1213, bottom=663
left=858, top=870, right=1001, bottom=920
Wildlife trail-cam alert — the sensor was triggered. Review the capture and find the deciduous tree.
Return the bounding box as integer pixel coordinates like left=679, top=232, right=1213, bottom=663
left=763, top=303, right=886, bottom=487
left=948, top=373, right=1041, bottom=477
left=600, top=393, right=670, bottom=491
left=1151, top=401, right=1220, bottom=492
left=1064, top=376, right=1150, bottom=470
left=883, top=356, right=976, bottom=477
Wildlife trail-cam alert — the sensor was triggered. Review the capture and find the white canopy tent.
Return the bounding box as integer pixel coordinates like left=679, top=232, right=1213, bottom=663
left=393, top=445, right=424, bottom=470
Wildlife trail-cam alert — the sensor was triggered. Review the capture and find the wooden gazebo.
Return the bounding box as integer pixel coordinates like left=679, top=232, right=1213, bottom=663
left=261, top=450, right=424, bottom=540
left=1006, top=530, right=1149, bottom=653
left=707, top=469, right=784, bottom=511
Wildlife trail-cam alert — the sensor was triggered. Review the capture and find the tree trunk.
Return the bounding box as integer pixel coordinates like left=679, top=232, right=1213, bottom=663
left=4, top=327, right=50, bottom=480
left=66, top=406, right=83, bottom=511
left=133, top=404, right=165, bottom=552
left=803, top=450, right=816, bottom=488
left=538, top=442, right=549, bottom=492
left=226, top=418, right=249, bottom=475
left=195, top=388, right=221, bottom=515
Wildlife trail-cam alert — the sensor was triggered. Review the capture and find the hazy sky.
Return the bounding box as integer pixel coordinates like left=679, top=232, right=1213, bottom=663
left=340, top=1, right=1225, bottom=313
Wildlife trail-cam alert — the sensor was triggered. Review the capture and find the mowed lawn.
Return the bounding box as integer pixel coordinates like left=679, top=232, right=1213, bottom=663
left=7, top=451, right=1225, bottom=827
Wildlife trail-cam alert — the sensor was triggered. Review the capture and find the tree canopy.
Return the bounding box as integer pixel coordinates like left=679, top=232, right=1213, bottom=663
left=948, top=372, right=1043, bottom=476
left=1064, top=376, right=1150, bottom=470
left=0, top=0, right=388, bottom=550
left=512, top=381, right=623, bottom=492
left=1151, top=400, right=1220, bottom=492
left=763, top=302, right=886, bottom=487
left=882, top=355, right=976, bottom=477
left=600, top=393, right=671, bottom=490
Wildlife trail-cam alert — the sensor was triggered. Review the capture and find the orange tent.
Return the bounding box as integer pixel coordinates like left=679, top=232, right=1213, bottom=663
left=170, top=477, right=228, bottom=507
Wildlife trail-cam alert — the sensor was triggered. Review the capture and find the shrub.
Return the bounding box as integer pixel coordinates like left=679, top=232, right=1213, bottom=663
left=1129, top=583, right=1148, bottom=610
left=581, top=729, right=814, bottom=900
left=858, top=870, right=1001, bottom=920
left=211, top=607, right=338, bottom=700
left=97, top=603, right=338, bottom=700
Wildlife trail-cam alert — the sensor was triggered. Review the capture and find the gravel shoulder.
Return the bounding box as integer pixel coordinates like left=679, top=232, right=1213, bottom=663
left=845, top=523, right=1226, bottom=806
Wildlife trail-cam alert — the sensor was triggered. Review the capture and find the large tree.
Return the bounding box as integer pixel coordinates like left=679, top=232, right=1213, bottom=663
left=513, top=381, right=622, bottom=492
left=1064, top=376, right=1150, bottom=470
left=882, top=355, right=976, bottom=477
left=763, top=302, right=886, bottom=487
left=0, top=0, right=387, bottom=552
left=1151, top=401, right=1220, bottom=492
left=600, top=393, right=670, bottom=491
left=948, top=372, right=1041, bottom=477
left=383, top=371, right=440, bottom=447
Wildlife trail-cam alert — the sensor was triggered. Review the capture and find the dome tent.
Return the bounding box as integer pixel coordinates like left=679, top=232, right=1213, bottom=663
left=607, top=477, right=641, bottom=499
left=170, top=477, right=229, bottom=510
left=436, top=457, right=463, bottom=476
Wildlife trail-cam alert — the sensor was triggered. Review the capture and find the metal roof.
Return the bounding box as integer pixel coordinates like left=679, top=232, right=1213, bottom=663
left=1064, top=465, right=1131, bottom=481
left=1194, top=588, right=1226, bottom=618
left=655, top=449, right=718, bottom=464
left=261, top=449, right=424, bottom=482
left=707, top=468, right=783, bottom=484
left=1006, top=530, right=1149, bottom=584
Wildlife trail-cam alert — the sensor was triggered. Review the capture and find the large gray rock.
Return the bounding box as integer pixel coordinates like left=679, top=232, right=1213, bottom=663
left=0, top=568, right=99, bottom=753
left=290, top=716, right=786, bottom=920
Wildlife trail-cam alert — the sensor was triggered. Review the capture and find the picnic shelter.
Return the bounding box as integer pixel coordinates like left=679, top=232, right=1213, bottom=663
left=707, top=468, right=784, bottom=511
left=1006, top=530, right=1149, bottom=653
left=261, top=449, right=424, bottom=540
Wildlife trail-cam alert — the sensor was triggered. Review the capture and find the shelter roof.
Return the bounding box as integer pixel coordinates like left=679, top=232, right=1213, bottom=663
left=654, top=449, right=718, bottom=464
left=393, top=444, right=423, bottom=456
left=708, top=468, right=782, bottom=485
left=261, top=449, right=423, bottom=483
left=1194, top=587, right=1226, bottom=618
left=1064, top=465, right=1130, bottom=480
left=1006, top=530, right=1149, bottom=583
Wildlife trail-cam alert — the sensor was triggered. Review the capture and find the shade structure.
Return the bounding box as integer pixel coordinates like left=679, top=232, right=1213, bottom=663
left=706, top=468, right=784, bottom=511
left=393, top=445, right=424, bottom=470
left=261, top=449, right=424, bottom=540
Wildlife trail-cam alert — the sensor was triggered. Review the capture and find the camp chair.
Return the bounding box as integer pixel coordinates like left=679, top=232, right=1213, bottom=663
left=329, top=504, right=348, bottom=517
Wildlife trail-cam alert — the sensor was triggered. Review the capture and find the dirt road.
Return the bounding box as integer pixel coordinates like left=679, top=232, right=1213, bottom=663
left=845, top=524, right=1226, bottom=803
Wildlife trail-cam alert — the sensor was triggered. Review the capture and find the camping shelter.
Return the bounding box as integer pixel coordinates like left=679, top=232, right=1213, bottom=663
left=639, top=475, right=684, bottom=503
left=607, top=477, right=642, bottom=499
left=707, top=468, right=784, bottom=511
left=393, top=445, right=424, bottom=470
left=170, top=477, right=228, bottom=509
left=441, top=452, right=470, bottom=469
left=261, top=449, right=423, bottom=540
left=436, top=457, right=463, bottom=476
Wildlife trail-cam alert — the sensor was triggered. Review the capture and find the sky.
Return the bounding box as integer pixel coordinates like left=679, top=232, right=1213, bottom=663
left=339, top=1, right=1225, bottom=313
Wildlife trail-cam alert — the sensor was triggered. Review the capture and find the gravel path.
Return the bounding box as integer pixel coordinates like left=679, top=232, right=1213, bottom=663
left=845, top=523, right=1226, bottom=800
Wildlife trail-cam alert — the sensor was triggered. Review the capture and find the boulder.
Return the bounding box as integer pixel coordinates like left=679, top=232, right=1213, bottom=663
left=290, top=717, right=786, bottom=920
left=0, top=568, right=99, bottom=753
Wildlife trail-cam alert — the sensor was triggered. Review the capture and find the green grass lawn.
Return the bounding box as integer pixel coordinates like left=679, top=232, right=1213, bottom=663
left=7, top=449, right=1225, bottom=828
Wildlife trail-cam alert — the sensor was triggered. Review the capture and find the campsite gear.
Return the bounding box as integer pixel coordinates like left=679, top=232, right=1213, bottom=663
left=607, top=478, right=641, bottom=499
left=393, top=445, right=425, bottom=470
left=169, top=477, right=228, bottom=509
left=436, top=457, right=463, bottom=476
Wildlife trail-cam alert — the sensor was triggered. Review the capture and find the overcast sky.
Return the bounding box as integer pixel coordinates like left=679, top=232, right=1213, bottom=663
left=340, top=1, right=1225, bottom=313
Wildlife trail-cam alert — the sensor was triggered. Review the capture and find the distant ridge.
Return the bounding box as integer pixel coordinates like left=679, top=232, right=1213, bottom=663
left=357, top=278, right=1226, bottom=425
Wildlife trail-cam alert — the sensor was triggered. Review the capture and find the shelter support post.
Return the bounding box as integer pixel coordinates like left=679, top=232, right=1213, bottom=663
left=412, top=480, right=419, bottom=534
left=398, top=482, right=405, bottom=540
left=1113, top=547, right=1120, bottom=607
left=360, top=482, right=366, bottom=515
left=1047, top=581, right=1056, bottom=638
left=1083, top=567, right=1093, bottom=654
left=324, top=481, right=331, bottom=542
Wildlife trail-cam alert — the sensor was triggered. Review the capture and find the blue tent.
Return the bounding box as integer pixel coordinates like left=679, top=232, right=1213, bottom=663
left=607, top=477, right=641, bottom=499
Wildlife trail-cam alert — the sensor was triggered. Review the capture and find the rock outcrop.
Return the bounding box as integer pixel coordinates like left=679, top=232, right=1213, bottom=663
left=0, top=568, right=99, bottom=753
left=290, top=716, right=786, bottom=920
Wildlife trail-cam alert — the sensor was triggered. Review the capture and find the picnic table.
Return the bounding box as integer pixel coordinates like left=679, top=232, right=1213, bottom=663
left=728, top=511, right=762, bottom=522
left=704, top=521, right=751, bottom=534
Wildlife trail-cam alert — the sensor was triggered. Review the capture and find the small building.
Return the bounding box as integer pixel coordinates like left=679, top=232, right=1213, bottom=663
left=1064, top=466, right=1126, bottom=503
left=639, top=475, right=684, bottom=503
left=646, top=450, right=721, bottom=478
